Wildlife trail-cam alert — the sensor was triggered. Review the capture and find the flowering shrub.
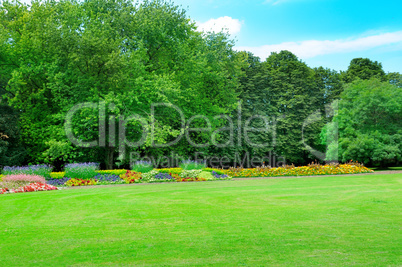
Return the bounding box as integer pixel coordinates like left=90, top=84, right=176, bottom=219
left=0, top=174, right=3, bottom=181
left=147, top=172, right=178, bottom=183
left=157, top=168, right=183, bottom=175
left=225, top=162, right=374, bottom=178
left=46, top=177, right=71, bottom=186
left=50, top=172, right=65, bottom=179
left=65, top=162, right=99, bottom=179
left=0, top=183, right=58, bottom=194
left=131, top=161, right=154, bottom=173
left=212, top=171, right=229, bottom=179
left=2, top=165, right=51, bottom=178
left=204, top=168, right=226, bottom=175
left=3, top=174, right=46, bottom=184
left=120, top=171, right=142, bottom=183
left=65, top=178, right=97, bottom=186
left=96, top=169, right=127, bottom=176
left=94, top=174, right=123, bottom=184
left=179, top=169, right=203, bottom=179
left=141, top=170, right=159, bottom=181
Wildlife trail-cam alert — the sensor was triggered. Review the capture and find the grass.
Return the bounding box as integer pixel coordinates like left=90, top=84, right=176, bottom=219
left=369, top=166, right=402, bottom=171
left=1, top=173, right=401, bottom=266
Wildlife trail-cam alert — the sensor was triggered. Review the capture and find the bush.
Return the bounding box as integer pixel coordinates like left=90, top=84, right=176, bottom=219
left=157, top=168, right=183, bottom=175
left=180, top=160, right=206, bottom=170
left=120, top=171, right=142, bottom=183
left=141, top=170, right=159, bottom=181
left=94, top=174, right=123, bottom=184
left=2, top=165, right=51, bottom=178
left=131, top=161, right=154, bottom=173
left=46, top=177, right=71, bottom=187
left=197, top=171, right=214, bottom=180
left=179, top=169, right=203, bottom=179
left=0, top=174, right=47, bottom=190
left=203, top=168, right=226, bottom=175
left=96, top=170, right=127, bottom=176
left=50, top=172, right=65, bottom=179
left=64, top=163, right=99, bottom=179
left=3, top=174, right=46, bottom=184
left=65, top=178, right=97, bottom=186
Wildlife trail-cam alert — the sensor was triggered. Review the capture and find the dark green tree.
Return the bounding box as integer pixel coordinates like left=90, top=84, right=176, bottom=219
left=323, top=79, right=402, bottom=166
left=342, top=58, right=386, bottom=83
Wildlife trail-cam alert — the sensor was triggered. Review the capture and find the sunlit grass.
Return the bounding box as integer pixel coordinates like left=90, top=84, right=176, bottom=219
left=1, top=173, right=400, bottom=266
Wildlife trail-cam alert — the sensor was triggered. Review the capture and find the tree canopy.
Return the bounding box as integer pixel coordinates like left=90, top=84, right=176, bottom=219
left=323, top=79, right=402, bottom=166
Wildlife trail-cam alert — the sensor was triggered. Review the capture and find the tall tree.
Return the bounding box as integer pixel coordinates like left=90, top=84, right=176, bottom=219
left=323, top=79, right=402, bottom=166
left=0, top=0, right=244, bottom=168
left=342, top=58, right=386, bottom=83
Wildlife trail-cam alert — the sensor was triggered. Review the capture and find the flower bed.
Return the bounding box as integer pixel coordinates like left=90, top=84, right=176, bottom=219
left=0, top=183, right=58, bottom=194
left=1, top=162, right=374, bottom=192
left=224, top=162, right=374, bottom=178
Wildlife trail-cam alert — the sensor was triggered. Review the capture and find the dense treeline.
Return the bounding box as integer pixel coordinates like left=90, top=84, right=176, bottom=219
left=0, top=0, right=401, bottom=169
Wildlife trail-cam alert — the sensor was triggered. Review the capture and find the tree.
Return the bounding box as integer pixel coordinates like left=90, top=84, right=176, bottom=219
left=0, top=104, right=25, bottom=168
left=232, top=50, right=335, bottom=165
left=0, top=0, right=244, bottom=168
left=323, top=79, right=402, bottom=166
left=342, top=58, right=386, bottom=83
left=387, top=72, right=402, bottom=88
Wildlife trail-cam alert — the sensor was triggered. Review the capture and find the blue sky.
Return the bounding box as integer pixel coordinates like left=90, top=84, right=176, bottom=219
left=173, top=0, right=402, bottom=73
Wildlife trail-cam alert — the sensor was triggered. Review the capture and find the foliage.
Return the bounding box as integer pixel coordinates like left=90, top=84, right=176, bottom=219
left=230, top=51, right=343, bottom=165
left=0, top=105, right=25, bottom=168
left=149, top=172, right=177, bottom=182
left=46, top=177, right=70, bottom=187
left=323, top=79, right=402, bottom=166
left=203, top=168, right=226, bottom=175
left=157, top=168, right=183, bottom=175
left=2, top=174, right=46, bottom=184
left=0, top=0, right=244, bottom=168
left=179, top=169, right=203, bottom=179
left=2, top=165, right=51, bottom=178
left=141, top=170, right=159, bottom=181
left=197, top=171, right=214, bottom=180
left=0, top=174, right=47, bottom=189
left=64, top=162, right=99, bottom=179
left=342, top=58, right=386, bottom=83
left=50, top=172, right=65, bottom=179
left=179, top=160, right=206, bottom=170
left=94, top=174, right=123, bottom=184
left=96, top=170, right=127, bottom=176
left=211, top=171, right=229, bottom=179
left=131, top=161, right=154, bottom=173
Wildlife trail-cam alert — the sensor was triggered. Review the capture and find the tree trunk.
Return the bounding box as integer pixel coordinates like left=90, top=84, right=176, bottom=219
left=105, top=147, right=114, bottom=170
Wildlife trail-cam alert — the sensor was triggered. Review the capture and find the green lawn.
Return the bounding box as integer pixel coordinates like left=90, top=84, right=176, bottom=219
left=369, top=166, right=402, bottom=171
left=1, top=174, right=401, bottom=266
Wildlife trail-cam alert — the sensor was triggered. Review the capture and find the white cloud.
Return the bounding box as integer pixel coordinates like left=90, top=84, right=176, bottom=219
left=236, top=31, right=402, bottom=60
left=196, top=16, right=243, bottom=36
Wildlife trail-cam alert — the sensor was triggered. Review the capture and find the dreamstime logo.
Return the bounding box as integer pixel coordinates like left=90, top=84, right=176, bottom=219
left=64, top=101, right=338, bottom=167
